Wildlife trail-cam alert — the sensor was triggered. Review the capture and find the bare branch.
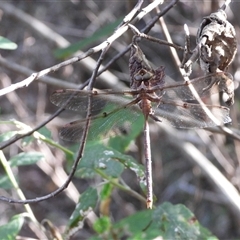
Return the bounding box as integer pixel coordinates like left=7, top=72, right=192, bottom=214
left=0, top=2, right=118, bottom=85
left=160, top=123, right=240, bottom=223
left=155, top=2, right=240, bottom=141
left=0, top=56, right=78, bottom=89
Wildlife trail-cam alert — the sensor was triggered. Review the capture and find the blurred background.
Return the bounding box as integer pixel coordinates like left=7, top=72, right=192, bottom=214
left=0, top=0, right=240, bottom=239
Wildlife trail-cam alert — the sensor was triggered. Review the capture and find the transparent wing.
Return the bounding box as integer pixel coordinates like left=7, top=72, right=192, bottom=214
left=50, top=72, right=232, bottom=142
left=162, top=71, right=233, bottom=101
left=155, top=99, right=231, bottom=128
left=50, top=89, right=132, bottom=115
left=57, top=99, right=230, bottom=142
left=51, top=89, right=143, bottom=142
left=59, top=103, right=143, bottom=142
left=50, top=72, right=232, bottom=112
left=155, top=71, right=232, bottom=127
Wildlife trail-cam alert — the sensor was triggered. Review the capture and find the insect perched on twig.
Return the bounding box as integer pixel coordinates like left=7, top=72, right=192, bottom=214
left=51, top=37, right=232, bottom=208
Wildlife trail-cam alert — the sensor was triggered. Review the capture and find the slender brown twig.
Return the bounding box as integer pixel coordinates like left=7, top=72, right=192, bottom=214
left=0, top=0, right=171, bottom=204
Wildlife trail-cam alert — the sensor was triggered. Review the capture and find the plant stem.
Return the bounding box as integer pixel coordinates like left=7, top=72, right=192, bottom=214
left=95, top=168, right=146, bottom=204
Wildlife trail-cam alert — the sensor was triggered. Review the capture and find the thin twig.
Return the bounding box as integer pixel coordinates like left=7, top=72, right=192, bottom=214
left=0, top=0, right=167, bottom=96
left=160, top=123, right=240, bottom=223
left=0, top=0, right=176, bottom=149
left=0, top=151, right=47, bottom=238
left=157, top=6, right=240, bottom=141
left=96, top=169, right=146, bottom=203
left=153, top=0, right=240, bottom=221
left=120, top=0, right=144, bottom=26
left=0, top=50, right=108, bottom=204
left=0, top=150, right=38, bottom=219
left=221, top=0, right=232, bottom=10
left=128, top=24, right=184, bottom=50
left=92, top=0, right=180, bottom=82
left=0, top=107, right=65, bottom=150
left=0, top=2, right=119, bottom=86
left=0, top=56, right=78, bottom=90
left=180, top=24, right=194, bottom=72
left=0, top=49, right=92, bottom=96
left=0, top=0, right=180, bottom=203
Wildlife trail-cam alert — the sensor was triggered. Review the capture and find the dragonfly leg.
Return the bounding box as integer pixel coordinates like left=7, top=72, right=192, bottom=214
left=150, top=113, right=162, bottom=122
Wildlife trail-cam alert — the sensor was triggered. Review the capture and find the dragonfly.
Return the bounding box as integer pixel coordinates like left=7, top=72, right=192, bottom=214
left=50, top=42, right=233, bottom=208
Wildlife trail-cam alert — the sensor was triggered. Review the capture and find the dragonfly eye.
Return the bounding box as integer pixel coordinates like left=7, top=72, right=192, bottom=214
left=144, top=81, right=149, bottom=87
left=134, top=69, right=153, bottom=81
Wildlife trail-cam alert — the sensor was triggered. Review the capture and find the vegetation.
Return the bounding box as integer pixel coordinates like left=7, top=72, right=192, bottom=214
left=0, top=1, right=239, bottom=239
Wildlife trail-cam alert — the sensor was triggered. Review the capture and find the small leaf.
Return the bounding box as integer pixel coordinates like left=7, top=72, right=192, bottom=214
left=75, top=142, right=127, bottom=179
left=0, top=131, right=18, bottom=142
left=93, top=216, right=111, bottom=234
left=73, top=142, right=145, bottom=195
left=153, top=202, right=216, bottom=239
left=116, top=154, right=145, bottom=179
left=108, top=113, right=144, bottom=152
left=114, top=210, right=153, bottom=233
left=99, top=184, right=112, bottom=216
left=21, top=136, right=34, bottom=146
left=90, top=203, right=218, bottom=239
left=9, top=152, right=44, bottom=167
left=0, top=175, right=14, bottom=189
left=21, top=127, right=51, bottom=146
left=116, top=152, right=146, bottom=193
left=67, top=187, right=98, bottom=230
left=113, top=210, right=158, bottom=239
left=38, top=126, right=52, bottom=139
left=0, top=36, right=17, bottom=50
left=0, top=214, right=24, bottom=239
left=54, top=18, right=122, bottom=58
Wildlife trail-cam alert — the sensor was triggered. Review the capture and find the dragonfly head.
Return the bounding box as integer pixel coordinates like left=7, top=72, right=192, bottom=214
left=129, top=42, right=165, bottom=90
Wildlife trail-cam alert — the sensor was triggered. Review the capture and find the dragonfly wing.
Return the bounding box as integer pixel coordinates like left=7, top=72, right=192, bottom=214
left=59, top=102, right=143, bottom=142
left=163, top=72, right=233, bottom=101
left=51, top=89, right=97, bottom=113
left=51, top=89, right=144, bottom=142
left=155, top=99, right=231, bottom=128
left=50, top=89, right=132, bottom=115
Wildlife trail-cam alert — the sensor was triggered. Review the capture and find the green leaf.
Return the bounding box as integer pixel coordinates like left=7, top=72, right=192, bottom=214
left=153, top=202, right=217, bottom=240
left=21, top=135, right=34, bottom=147
left=114, top=150, right=145, bottom=193
left=91, top=212, right=154, bottom=240
left=108, top=112, right=144, bottom=152
left=0, top=175, right=14, bottom=189
left=113, top=209, right=158, bottom=239
left=75, top=142, right=127, bottom=178
left=100, top=182, right=113, bottom=200
left=116, top=153, right=145, bottom=179
left=85, top=101, right=144, bottom=152
left=38, top=126, right=52, bottom=139
left=66, top=187, right=98, bottom=230
left=0, top=214, right=24, bottom=239
left=114, top=209, right=153, bottom=233
left=21, top=126, right=52, bottom=146
left=54, top=18, right=122, bottom=58
left=93, top=216, right=111, bottom=234
left=9, top=152, right=44, bottom=167
left=71, top=141, right=145, bottom=194
left=0, top=131, right=18, bottom=142
left=90, top=203, right=217, bottom=239
left=0, top=36, right=17, bottom=50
